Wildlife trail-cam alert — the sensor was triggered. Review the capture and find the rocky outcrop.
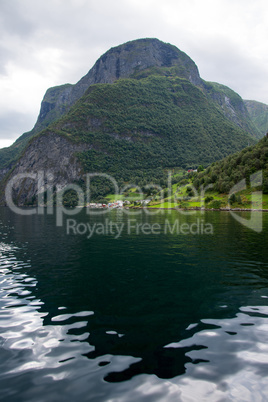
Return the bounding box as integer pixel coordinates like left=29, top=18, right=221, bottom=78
left=244, top=99, right=268, bottom=136
left=33, top=38, right=202, bottom=133
left=4, top=133, right=91, bottom=205
left=33, top=84, right=73, bottom=132
left=0, top=167, right=10, bottom=181
left=204, top=81, right=262, bottom=139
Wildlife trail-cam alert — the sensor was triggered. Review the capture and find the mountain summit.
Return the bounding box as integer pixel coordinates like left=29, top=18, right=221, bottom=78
left=34, top=38, right=202, bottom=131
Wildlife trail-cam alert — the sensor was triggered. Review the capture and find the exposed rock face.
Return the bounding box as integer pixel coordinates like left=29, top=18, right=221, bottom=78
left=33, top=38, right=202, bottom=132
left=0, top=167, right=10, bottom=182
left=204, top=82, right=262, bottom=139
left=4, top=133, right=90, bottom=205
left=244, top=99, right=268, bottom=135
left=34, top=84, right=73, bottom=132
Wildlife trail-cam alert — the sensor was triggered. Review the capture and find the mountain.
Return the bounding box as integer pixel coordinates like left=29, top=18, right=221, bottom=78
left=204, top=82, right=263, bottom=139
left=0, top=38, right=266, bottom=205
left=0, top=38, right=202, bottom=172
left=33, top=38, right=202, bottom=131
left=244, top=100, right=268, bottom=136
left=193, top=134, right=268, bottom=195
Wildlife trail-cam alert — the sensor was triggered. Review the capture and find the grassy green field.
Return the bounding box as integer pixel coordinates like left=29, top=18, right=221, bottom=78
left=105, top=180, right=268, bottom=210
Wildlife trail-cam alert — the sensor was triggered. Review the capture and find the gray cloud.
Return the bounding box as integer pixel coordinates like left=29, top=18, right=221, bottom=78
left=0, top=111, right=36, bottom=141
left=188, top=36, right=268, bottom=102
left=0, top=1, right=35, bottom=38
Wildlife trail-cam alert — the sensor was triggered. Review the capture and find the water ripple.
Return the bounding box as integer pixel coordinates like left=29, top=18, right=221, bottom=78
left=1, top=210, right=268, bottom=401
left=0, top=243, right=139, bottom=401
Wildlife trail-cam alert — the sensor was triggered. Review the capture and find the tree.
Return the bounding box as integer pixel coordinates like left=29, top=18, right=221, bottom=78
left=229, top=193, right=236, bottom=205
left=236, top=194, right=242, bottom=204
left=263, top=178, right=268, bottom=194
left=197, top=165, right=204, bottom=172
left=63, top=189, right=79, bottom=208
left=205, top=195, right=214, bottom=204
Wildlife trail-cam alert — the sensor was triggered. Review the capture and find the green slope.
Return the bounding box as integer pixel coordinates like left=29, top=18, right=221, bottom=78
left=193, top=135, right=268, bottom=194
left=244, top=100, right=268, bottom=136
left=0, top=39, right=264, bottom=174
left=0, top=133, right=31, bottom=169
left=0, top=84, right=73, bottom=170
left=40, top=74, right=254, bottom=183
left=204, top=82, right=262, bottom=139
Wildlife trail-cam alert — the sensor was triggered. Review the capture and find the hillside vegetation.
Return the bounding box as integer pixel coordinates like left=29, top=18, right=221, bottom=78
left=193, top=135, right=268, bottom=195
left=205, top=82, right=263, bottom=139
left=244, top=100, right=268, bottom=136
left=1, top=38, right=268, bottom=206
left=45, top=74, right=254, bottom=184
left=127, top=136, right=268, bottom=211
left=0, top=38, right=265, bottom=175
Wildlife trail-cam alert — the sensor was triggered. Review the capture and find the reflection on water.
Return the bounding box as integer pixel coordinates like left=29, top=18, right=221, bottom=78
left=164, top=306, right=268, bottom=400
left=1, top=208, right=268, bottom=401
left=0, top=242, right=140, bottom=401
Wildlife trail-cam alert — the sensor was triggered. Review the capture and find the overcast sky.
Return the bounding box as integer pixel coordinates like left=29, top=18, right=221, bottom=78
left=0, top=0, right=268, bottom=149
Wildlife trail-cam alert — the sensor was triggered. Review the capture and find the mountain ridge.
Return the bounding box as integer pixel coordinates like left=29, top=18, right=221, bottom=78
left=1, top=38, right=268, bottom=205
left=1, top=38, right=266, bottom=171
left=244, top=99, right=268, bottom=135
left=34, top=38, right=203, bottom=133
left=0, top=38, right=205, bottom=171
left=192, top=134, right=268, bottom=196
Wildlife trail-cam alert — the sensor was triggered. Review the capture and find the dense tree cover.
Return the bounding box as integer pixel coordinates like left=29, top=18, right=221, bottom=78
left=1, top=71, right=263, bottom=204
left=193, top=135, right=268, bottom=194
left=0, top=54, right=266, bottom=175
left=43, top=74, right=254, bottom=192
left=245, top=100, right=268, bottom=136
left=204, top=82, right=263, bottom=139
left=0, top=134, right=30, bottom=168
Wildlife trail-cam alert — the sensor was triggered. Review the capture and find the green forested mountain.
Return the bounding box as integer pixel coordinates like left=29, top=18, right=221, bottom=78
left=244, top=100, right=268, bottom=136
left=193, top=135, right=268, bottom=194
left=0, top=38, right=267, bottom=204
left=48, top=74, right=254, bottom=180
left=204, top=82, right=263, bottom=139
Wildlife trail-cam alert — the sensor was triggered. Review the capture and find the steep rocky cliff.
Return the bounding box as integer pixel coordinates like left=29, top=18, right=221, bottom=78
left=33, top=38, right=202, bottom=132
left=204, top=82, right=262, bottom=139
left=0, top=38, right=205, bottom=174
left=2, top=133, right=91, bottom=205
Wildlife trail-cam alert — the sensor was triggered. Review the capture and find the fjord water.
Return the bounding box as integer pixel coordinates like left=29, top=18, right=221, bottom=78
left=1, top=208, right=268, bottom=401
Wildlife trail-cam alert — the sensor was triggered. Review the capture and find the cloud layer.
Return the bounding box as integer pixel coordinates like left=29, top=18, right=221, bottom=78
left=0, top=0, right=268, bottom=148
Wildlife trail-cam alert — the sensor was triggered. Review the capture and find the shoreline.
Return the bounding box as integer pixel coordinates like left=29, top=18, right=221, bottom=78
left=2, top=205, right=268, bottom=212
left=130, top=206, right=268, bottom=212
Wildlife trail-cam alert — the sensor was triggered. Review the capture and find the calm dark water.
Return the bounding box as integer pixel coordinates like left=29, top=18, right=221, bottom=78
left=1, top=207, right=268, bottom=401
